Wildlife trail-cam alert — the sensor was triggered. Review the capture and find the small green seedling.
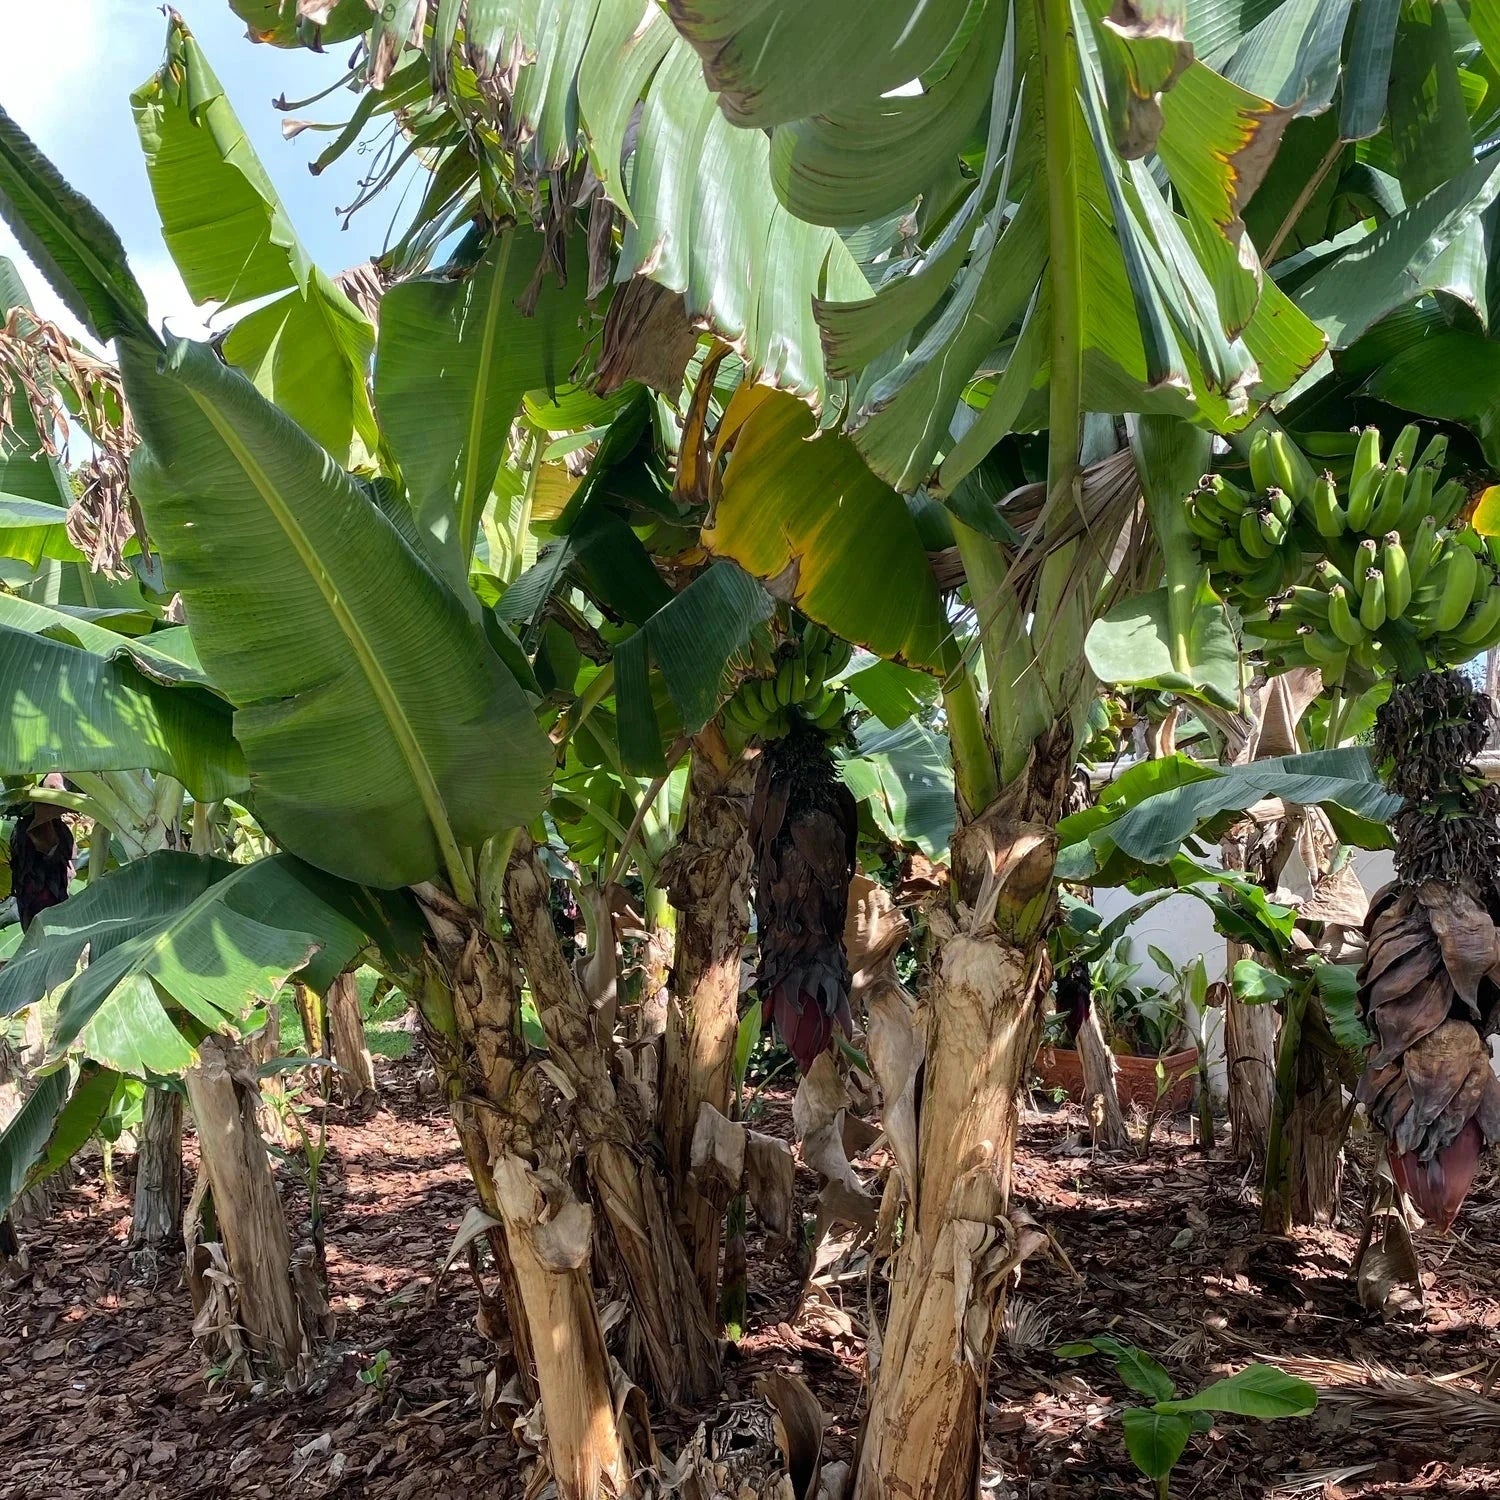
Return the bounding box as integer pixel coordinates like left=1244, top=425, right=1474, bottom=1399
left=1056, top=1335, right=1316, bottom=1498
left=358, top=1348, right=392, bottom=1390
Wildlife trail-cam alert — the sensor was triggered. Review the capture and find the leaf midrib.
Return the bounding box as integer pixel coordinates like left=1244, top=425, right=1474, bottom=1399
left=459, top=237, right=516, bottom=565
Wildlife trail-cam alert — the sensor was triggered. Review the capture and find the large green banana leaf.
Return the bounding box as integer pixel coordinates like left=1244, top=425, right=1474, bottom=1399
left=0, top=1068, right=70, bottom=1219
left=0, top=618, right=244, bottom=799
left=670, top=0, right=1327, bottom=490
left=125, top=337, right=555, bottom=888
left=839, top=717, right=955, bottom=859
left=1056, top=747, right=1400, bottom=878
left=0, top=1063, right=123, bottom=1219
left=612, top=561, right=775, bottom=773
left=131, top=17, right=378, bottom=467
left=0, top=112, right=556, bottom=890
left=374, top=229, right=592, bottom=594
left=0, top=852, right=374, bottom=1075
left=0, top=593, right=214, bottom=688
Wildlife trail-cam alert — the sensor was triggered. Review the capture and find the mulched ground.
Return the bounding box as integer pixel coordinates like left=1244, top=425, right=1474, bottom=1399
left=4, top=1062, right=1499, bottom=1499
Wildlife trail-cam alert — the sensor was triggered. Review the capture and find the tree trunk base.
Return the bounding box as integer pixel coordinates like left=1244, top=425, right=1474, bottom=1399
left=184, top=1036, right=306, bottom=1379
left=326, top=970, right=377, bottom=1105
left=130, top=1086, right=183, bottom=1251
left=1286, top=1047, right=1345, bottom=1226
left=1075, top=1003, right=1128, bottom=1149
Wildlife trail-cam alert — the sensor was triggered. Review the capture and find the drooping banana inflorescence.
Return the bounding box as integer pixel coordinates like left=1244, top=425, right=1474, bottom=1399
left=740, top=616, right=859, bottom=1072
left=1357, top=671, right=1500, bottom=1231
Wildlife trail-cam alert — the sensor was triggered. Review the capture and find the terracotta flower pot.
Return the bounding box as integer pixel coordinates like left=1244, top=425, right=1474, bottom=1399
left=1036, top=1044, right=1198, bottom=1113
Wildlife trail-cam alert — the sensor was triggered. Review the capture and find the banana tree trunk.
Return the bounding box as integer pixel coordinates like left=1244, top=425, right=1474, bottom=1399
left=505, top=837, right=721, bottom=1405
left=636, top=886, right=674, bottom=1040
left=1284, top=1045, right=1344, bottom=1225
left=130, top=1085, right=183, bottom=1251
left=856, top=741, right=1071, bottom=1500
left=1261, top=985, right=1345, bottom=1231
left=326, top=970, right=376, bottom=1103
left=1074, top=994, right=1128, bottom=1148
left=659, top=735, right=755, bottom=1316
left=183, top=1035, right=304, bottom=1376
left=411, top=889, right=631, bottom=1500
left=1221, top=829, right=1277, bottom=1163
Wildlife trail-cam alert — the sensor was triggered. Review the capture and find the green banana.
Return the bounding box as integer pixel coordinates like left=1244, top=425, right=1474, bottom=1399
left=1215, top=533, right=1258, bottom=575
left=774, top=661, right=796, bottom=706
left=1408, top=515, right=1439, bottom=586
left=1432, top=478, right=1468, bottom=528
left=1298, top=626, right=1349, bottom=679
left=803, top=684, right=836, bottom=719
left=1244, top=617, right=1303, bottom=642
left=1349, top=425, right=1382, bottom=496
left=1256, top=510, right=1287, bottom=549
left=1185, top=500, right=1228, bottom=541
left=1397, top=464, right=1435, bottom=538
left=1367, top=465, right=1408, bottom=537
left=1374, top=468, right=1404, bottom=546
left=1359, top=568, right=1387, bottom=632
left=1412, top=432, right=1448, bottom=475
left=1272, top=431, right=1311, bottom=502
left=1309, top=472, right=1346, bottom=538
left=1434, top=542, right=1479, bottom=632
left=790, top=655, right=809, bottom=702
left=754, top=679, right=782, bottom=720
left=1240, top=510, right=1275, bottom=560
left=1388, top=423, right=1420, bottom=472
left=723, top=695, right=759, bottom=737
left=1347, top=460, right=1384, bottom=533
left=824, top=639, right=853, bottom=677
left=1486, top=536, right=1500, bottom=572
left=1381, top=533, right=1411, bottom=619
left=1349, top=538, right=1379, bottom=597
left=811, top=689, right=847, bottom=731
left=1194, top=476, right=1242, bottom=526
left=1276, top=586, right=1330, bottom=625
left=1455, top=583, right=1500, bottom=647
left=1313, top=557, right=1355, bottom=595
left=1326, top=585, right=1367, bottom=647
left=1248, top=429, right=1278, bottom=496
left=801, top=621, right=829, bottom=660
left=1265, top=487, right=1295, bottom=526
left=1239, top=552, right=1291, bottom=600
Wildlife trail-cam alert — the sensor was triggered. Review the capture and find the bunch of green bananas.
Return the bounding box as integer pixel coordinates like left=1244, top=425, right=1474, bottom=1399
left=721, top=621, right=853, bottom=745
left=1194, top=424, right=1499, bottom=684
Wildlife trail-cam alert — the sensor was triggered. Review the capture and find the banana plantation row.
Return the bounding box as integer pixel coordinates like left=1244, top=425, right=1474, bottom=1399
left=4, top=1, right=1500, bottom=1496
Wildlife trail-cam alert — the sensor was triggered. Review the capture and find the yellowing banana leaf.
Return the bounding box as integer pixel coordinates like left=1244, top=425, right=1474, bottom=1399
left=704, top=391, right=949, bottom=670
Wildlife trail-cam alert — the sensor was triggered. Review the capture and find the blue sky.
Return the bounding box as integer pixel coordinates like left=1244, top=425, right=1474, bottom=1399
left=2, top=0, right=419, bottom=340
